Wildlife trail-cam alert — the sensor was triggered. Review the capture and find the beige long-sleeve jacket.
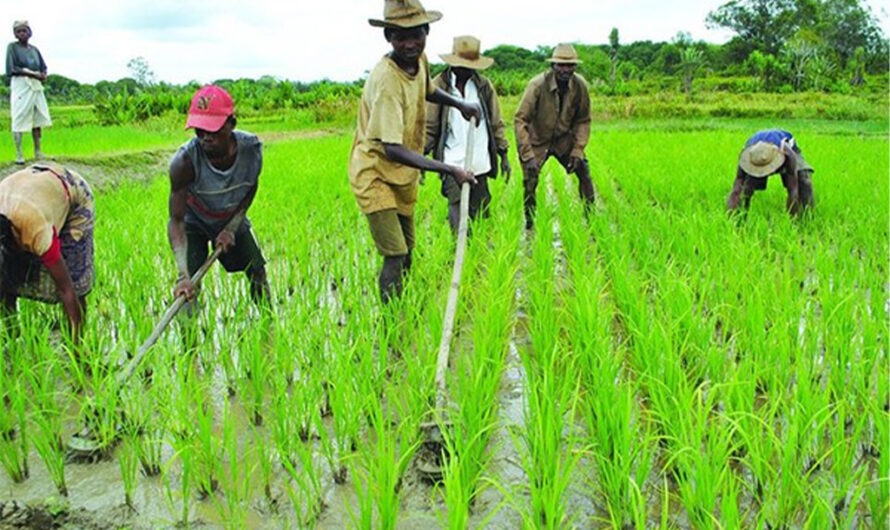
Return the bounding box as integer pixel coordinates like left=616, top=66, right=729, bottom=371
left=514, top=69, right=591, bottom=162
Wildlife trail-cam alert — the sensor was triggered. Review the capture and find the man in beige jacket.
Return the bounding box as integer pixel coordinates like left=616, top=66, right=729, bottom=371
left=515, top=43, right=594, bottom=229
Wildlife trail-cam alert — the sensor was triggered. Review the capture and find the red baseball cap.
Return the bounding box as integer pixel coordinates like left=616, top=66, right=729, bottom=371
left=185, top=85, right=234, bottom=131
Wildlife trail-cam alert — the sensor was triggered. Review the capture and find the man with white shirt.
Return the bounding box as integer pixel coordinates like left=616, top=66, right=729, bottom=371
left=426, top=35, right=510, bottom=232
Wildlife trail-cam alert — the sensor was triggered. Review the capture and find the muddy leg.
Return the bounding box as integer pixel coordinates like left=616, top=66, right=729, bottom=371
left=379, top=255, right=407, bottom=304
left=12, top=133, right=23, bottom=164
left=247, top=265, right=271, bottom=306
left=781, top=171, right=801, bottom=216
left=727, top=170, right=755, bottom=216
left=32, top=128, right=43, bottom=159
left=798, top=170, right=814, bottom=212
left=574, top=158, right=595, bottom=214
left=522, top=164, right=540, bottom=230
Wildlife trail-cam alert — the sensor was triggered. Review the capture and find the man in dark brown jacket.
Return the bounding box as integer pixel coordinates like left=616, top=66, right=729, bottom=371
left=426, top=36, right=510, bottom=233
left=515, top=43, right=594, bottom=229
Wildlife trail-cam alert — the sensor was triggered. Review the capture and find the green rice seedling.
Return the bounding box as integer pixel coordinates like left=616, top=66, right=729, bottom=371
left=119, top=433, right=140, bottom=509
left=75, top=361, right=122, bottom=461
left=668, top=384, right=736, bottom=528
left=250, top=424, right=276, bottom=507
left=514, top=372, right=584, bottom=530
left=864, top=394, right=889, bottom=527
left=235, top=307, right=275, bottom=426
left=720, top=470, right=742, bottom=528
left=0, top=360, right=28, bottom=483
left=344, top=454, right=374, bottom=530
left=26, top=355, right=68, bottom=496
left=212, top=399, right=251, bottom=528
left=322, top=346, right=364, bottom=484
left=163, top=433, right=194, bottom=527
left=270, top=383, right=301, bottom=469
left=281, top=425, right=325, bottom=527
left=190, top=380, right=220, bottom=498
left=134, top=362, right=169, bottom=477
left=350, top=383, right=422, bottom=530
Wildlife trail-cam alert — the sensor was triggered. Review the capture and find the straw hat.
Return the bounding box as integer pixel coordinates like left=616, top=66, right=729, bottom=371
left=439, top=36, right=494, bottom=70
left=547, top=43, right=582, bottom=64
left=546, top=43, right=582, bottom=64
left=369, top=0, right=443, bottom=28
left=739, top=141, right=786, bottom=177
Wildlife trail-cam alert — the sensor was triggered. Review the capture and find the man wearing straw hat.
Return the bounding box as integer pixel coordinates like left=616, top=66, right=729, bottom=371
left=515, top=43, right=594, bottom=230
left=426, top=35, right=510, bottom=233
left=727, top=129, right=815, bottom=216
left=350, top=0, right=481, bottom=304
left=6, top=20, right=51, bottom=165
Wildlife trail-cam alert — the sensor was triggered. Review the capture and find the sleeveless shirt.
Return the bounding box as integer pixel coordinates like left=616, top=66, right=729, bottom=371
left=180, top=130, right=262, bottom=231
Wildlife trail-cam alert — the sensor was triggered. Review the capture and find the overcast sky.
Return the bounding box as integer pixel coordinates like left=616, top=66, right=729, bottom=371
left=8, top=0, right=889, bottom=84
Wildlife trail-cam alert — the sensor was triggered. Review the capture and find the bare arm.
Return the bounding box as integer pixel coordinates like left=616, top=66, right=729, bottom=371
left=383, top=143, right=476, bottom=185
left=44, top=258, right=81, bottom=344
left=168, top=150, right=194, bottom=290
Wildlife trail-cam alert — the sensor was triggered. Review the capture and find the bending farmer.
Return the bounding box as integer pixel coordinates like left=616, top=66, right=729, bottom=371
left=515, top=43, right=594, bottom=230
left=6, top=20, right=51, bottom=165
left=0, top=164, right=94, bottom=348
left=349, top=0, right=480, bottom=304
left=727, top=129, right=815, bottom=216
left=168, top=85, right=270, bottom=308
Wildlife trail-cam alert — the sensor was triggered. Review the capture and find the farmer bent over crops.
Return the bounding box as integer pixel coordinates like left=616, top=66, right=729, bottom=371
left=515, top=43, right=594, bottom=230
left=6, top=20, right=51, bottom=165
left=425, top=35, right=510, bottom=233
left=0, top=164, right=94, bottom=347
left=727, top=129, right=815, bottom=216
left=168, top=85, right=270, bottom=307
left=349, top=0, right=481, bottom=304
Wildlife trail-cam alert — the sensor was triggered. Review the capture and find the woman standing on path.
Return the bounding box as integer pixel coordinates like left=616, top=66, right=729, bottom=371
left=6, top=20, right=51, bottom=165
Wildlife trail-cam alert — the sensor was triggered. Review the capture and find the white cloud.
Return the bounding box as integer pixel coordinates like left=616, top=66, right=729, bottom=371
left=7, top=0, right=888, bottom=84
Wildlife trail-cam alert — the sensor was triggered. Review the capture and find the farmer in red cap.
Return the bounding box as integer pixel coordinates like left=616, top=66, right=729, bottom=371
left=167, top=85, right=270, bottom=307
left=727, top=129, right=815, bottom=216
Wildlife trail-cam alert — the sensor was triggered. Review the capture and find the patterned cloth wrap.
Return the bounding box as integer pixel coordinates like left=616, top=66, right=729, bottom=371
left=10, top=165, right=94, bottom=303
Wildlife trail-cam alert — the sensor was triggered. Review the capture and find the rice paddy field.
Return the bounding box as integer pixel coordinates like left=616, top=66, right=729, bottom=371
left=0, top=114, right=887, bottom=529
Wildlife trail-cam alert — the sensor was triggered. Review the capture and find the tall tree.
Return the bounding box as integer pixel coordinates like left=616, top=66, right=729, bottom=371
left=707, top=0, right=887, bottom=70
left=609, top=28, right=620, bottom=87
left=815, top=0, right=887, bottom=68
left=126, top=56, right=156, bottom=87
left=706, top=0, right=803, bottom=54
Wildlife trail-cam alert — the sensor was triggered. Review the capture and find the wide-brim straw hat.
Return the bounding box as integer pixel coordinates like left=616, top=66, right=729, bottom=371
left=739, top=141, right=786, bottom=177
left=439, top=35, right=494, bottom=70
left=369, top=0, right=443, bottom=28
left=546, top=43, right=582, bottom=64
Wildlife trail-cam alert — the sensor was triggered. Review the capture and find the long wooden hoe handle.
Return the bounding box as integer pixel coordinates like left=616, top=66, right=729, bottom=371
left=434, top=116, right=476, bottom=411
left=115, top=246, right=223, bottom=385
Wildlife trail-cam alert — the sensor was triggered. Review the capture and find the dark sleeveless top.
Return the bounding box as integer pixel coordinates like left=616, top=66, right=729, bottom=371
left=180, top=130, right=262, bottom=231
